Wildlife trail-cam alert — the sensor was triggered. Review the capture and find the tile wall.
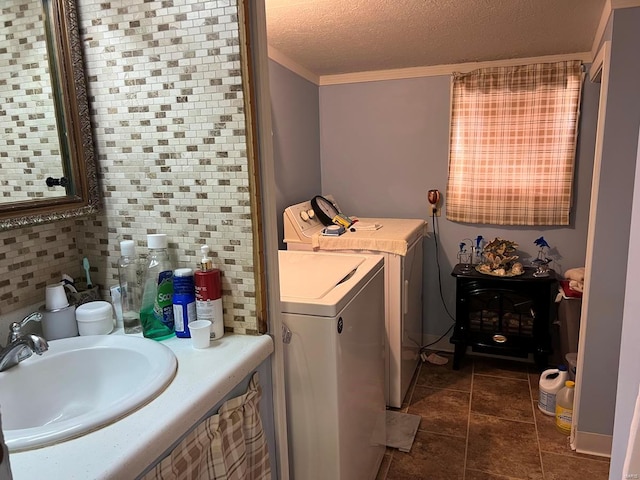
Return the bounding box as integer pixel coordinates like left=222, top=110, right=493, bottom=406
left=0, top=0, right=259, bottom=335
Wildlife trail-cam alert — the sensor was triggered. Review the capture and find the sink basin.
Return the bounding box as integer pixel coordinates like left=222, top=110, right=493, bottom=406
left=0, top=334, right=177, bottom=451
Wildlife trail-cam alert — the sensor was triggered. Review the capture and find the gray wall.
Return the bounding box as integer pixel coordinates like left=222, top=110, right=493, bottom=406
left=578, top=6, right=640, bottom=441
left=268, top=60, right=321, bottom=249
left=319, top=75, right=599, bottom=342
left=611, top=126, right=640, bottom=479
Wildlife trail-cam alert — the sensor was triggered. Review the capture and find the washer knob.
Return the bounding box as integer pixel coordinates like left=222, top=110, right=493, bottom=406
left=300, top=211, right=309, bottom=221
left=307, top=209, right=315, bottom=219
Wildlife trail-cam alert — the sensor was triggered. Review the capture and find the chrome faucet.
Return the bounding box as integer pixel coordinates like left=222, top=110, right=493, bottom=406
left=0, top=312, right=48, bottom=372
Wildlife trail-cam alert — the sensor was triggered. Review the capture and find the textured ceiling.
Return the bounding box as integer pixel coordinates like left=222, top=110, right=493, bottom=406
left=265, top=0, right=606, bottom=76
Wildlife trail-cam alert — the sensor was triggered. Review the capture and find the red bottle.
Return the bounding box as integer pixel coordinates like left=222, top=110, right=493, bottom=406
left=194, top=245, right=223, bottom=340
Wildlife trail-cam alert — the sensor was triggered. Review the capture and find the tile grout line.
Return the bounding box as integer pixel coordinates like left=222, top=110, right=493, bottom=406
left=470, top=411, right=536, bottom=425
left=414, top=384, right=474, bottom=394
left=529, top=371, right=547, bottom=479
left=473, top=372, right=530, bottom=381
left=462, top=360, right=475, bottom=480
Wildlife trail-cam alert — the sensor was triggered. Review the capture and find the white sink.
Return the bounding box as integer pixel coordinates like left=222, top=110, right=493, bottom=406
left=0, top=334, right=177, bottom=451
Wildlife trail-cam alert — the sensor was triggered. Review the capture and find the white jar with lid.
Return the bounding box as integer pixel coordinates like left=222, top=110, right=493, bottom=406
left=76, top=301, right=114, bottom=335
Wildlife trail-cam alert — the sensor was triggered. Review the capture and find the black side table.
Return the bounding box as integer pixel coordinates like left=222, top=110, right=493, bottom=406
left=450, top=264, right=558, bottom=370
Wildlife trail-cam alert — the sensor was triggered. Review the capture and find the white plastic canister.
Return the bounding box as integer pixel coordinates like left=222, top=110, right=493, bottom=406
left=538, top=365, right=568, bottom=416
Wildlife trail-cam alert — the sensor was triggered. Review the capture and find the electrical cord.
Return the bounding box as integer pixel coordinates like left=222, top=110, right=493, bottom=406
left=419, top=209, right=456, bottom=354
left=431, top=210, right=456, bottom=323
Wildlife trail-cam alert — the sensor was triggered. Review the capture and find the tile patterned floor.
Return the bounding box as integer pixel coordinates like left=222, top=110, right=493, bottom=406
left=375, top=354, right=610, bottom=480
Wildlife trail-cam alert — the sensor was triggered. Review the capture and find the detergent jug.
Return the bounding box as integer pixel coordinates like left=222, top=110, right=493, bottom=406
left=538, top=365, right=568, bottom=416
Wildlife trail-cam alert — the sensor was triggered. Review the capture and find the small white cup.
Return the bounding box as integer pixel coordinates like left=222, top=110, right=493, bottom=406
left=189, top=320, right=211, bottom=349
left=45, top=283, right=69, bottom=311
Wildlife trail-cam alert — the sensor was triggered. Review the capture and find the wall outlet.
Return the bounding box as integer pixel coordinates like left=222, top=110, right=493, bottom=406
left=427, top=190, right=441, bottom=217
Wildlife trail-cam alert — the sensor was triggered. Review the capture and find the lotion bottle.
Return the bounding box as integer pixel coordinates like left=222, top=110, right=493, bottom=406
left=194, top=245, right=223, bottom=340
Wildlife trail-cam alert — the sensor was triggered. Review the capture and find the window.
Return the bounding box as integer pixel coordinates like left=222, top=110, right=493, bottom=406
left=446, top=61, right=584, bottom=225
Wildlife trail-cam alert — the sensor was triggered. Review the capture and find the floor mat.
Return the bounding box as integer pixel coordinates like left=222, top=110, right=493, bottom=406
left=384, top=410, right=421, bottom=452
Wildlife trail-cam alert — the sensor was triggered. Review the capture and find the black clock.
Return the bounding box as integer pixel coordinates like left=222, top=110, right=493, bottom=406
left=311, top=195, right=340, bottom=226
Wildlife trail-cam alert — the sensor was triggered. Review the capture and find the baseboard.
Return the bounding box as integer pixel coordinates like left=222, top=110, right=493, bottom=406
left=572, top=429, right=612, bottom=458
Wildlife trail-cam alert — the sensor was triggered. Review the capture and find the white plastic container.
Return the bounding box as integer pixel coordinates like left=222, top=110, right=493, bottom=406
left=556, top=380, right=575, bottom=434
left=565, top=353, right=577, bottom=381
left=538, top=365, right=568, bottom=416
left=76, top=301, right=114, bottom=335
left=40, top=305, right=78, bottom=340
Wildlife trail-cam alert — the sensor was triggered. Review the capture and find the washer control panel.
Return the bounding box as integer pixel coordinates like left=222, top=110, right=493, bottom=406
left=285, top=200, right=323, bottom=238
left=284, top=195, right=340, bottom=241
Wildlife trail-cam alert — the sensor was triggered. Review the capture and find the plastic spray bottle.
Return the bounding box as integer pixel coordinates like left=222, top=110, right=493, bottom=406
left=194, top=245, right=223, bottom=340
left=139, top=234, right=175, bottom=340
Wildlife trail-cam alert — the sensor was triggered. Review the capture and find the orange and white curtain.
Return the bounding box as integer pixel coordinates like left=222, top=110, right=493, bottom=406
left=446, top=61, right=584, bottom=225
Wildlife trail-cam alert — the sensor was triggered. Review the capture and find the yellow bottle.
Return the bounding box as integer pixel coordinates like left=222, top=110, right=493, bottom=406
left=555, top=380, right=575, bottom=435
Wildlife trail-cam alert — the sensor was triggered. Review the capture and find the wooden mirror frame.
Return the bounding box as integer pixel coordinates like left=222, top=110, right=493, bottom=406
left=0, top=0, right=99, bottom=231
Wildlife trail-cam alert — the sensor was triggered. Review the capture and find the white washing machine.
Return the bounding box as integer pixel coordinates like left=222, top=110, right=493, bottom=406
left=279, top=250, right=386, bottom=480
left=284, top=198, right=425, bottom=408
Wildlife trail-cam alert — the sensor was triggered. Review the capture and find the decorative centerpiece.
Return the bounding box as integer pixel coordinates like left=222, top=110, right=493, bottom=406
left=457, top=239, right=474, bottom=273
left=532, top=236, right=552, bottom=277
left=476, top=237, right=524, bottom=277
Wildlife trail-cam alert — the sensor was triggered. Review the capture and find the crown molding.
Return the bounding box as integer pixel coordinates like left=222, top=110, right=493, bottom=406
left=318, top=52, right=593, bottom=86
left=266, top=50, right=592, bottom=87
left=611, top=0, right=640, bottom=7
left=591, top=0, right=640, bottom=58
left=267, top=46, right=319, bottom=85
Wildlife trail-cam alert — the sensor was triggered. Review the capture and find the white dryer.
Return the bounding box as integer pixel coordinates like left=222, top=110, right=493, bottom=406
left=284, top=198, right=425, bottom=408
left=279, top=250, right=386, bottom=480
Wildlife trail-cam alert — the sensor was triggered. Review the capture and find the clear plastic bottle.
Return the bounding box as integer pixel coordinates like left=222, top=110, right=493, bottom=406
left=555, top=380, right=575, bottom=434
left=118, top=240, right=142, bottom=334
left=139, top=234, right=175, bottom=340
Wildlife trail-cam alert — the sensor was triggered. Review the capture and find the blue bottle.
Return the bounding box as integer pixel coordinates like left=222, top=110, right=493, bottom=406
left=173, top=268, right=196, bottom=338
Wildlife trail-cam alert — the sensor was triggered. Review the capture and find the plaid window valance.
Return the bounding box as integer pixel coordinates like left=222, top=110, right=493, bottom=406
left=446, top=61, right=584, bottom=225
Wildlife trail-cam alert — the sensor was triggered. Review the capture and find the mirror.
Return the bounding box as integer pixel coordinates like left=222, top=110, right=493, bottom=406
left=0, top=0, right=99, bottom=230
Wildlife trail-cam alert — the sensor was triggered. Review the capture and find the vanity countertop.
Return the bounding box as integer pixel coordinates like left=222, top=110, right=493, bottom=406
left=9, top=332, right=274, bottom=479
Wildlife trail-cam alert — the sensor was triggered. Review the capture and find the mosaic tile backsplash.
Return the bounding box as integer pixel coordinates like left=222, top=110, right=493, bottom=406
left=0, top=0, right=259, bottom=335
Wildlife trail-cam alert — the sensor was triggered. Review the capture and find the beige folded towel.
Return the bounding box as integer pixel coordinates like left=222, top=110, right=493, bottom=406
left=565, top=267, right=585, bottom=292
left=564, top=267, right=585, bottom=282
left=569, top=280, right=584, bottom=292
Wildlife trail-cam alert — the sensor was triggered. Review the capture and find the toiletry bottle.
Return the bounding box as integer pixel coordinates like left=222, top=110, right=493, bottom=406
left=194, top=245, right=223, bottom=340
left=139, top=234, right=175, bottom=340
left=538, top=365, right=568, bottom=416
left=555, top=380, right=575, bottom=434
left=118, top=240, right=142, bottom=334
left=173, top=268, right=196, bottom=338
